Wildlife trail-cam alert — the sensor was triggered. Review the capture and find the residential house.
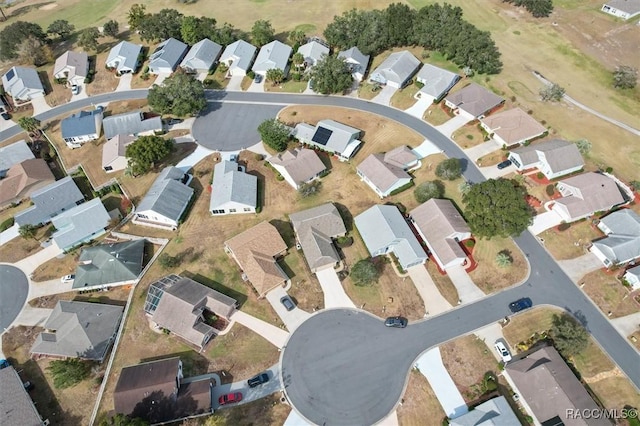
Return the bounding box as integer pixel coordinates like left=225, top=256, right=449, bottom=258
left=337, top=46, right=370, bottom=81
left=15, top=176, right=84, bottom=226
left=267, top=148, right=326, bottom=189
left=103, top=110, right=163, bottom=139
left=219, top=40, right=257, bottom=76
left=383, top=145, right=420, bottom=170
left=73, top=239, right=145, bottom=290
left=601, top=0, right=640, bottom=19
left=355, top=204, right=427, bottom=270
left=61, top=107, right=104, bottom=148
left=623, top=265, right=640, bottom=291
left=252, top=40, right=292, bottom=77
left=144, top=274, right=237, bottom=348
left=53, top=50, right=89, bottom=86
left=51, top=197, right=111, bottom=251
left=0, top=366, right=46, bottom=426
left=30, top=301, right=123, bottom=361
left=0, top=159, right=54, bottom=208
left=553, top=172, right=625, bottom=222
left=410, top=199, right=471, bottom=270
left=209, top=160, right=257, bottom=215
left=590, top=209, right=640, bottom=268
left=148, top=38, right=188, bottom=74
left=414, top=64, right=460, bottom=103
left=0, top=140, right=34, bottom=177
left=449, top=396, right=520, bottom=426
left=180, top=38, right=222, bottom=74
left=106, top=41, right=143, bottom=75
left=293, top=119, right=362, bottom=161
left=224, top=221, right=289, bottom=297
left=506, top=346, right=610, bottom=426
left=133, top=166, right=194, bottom=230
left=357, top=154, right=412, bottom=198
left=369, top=50, right=421, bottom=89
left=444, top=83, right=505, bottom=120
left=480, top=108, right=547, bottom=147
left=1, top=66, right=45, bottom=101
left=101, top=134, right=135, bottom=173
left=289, top=203, right=347, bottom=273
left=508, top=139, right=584, bottom=180
left=297, top=40, right=329, bottom=69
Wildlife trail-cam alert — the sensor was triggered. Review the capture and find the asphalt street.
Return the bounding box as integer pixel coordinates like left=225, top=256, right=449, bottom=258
left=0, top=265, right=29, bottom=330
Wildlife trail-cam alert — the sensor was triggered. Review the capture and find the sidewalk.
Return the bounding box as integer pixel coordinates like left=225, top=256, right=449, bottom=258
left=407, top=265, right=452, bottom=315
left=558, top=252, right=601, bottom=282
left=315, top=268, right=356, bottom=309
left=229, top=310, right=289, bottom=349
left=445, top=265, right=485, bottom=303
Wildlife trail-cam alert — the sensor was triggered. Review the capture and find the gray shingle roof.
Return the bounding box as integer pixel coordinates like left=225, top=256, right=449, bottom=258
left=297, top=41, right=329, bottom=66
left=73, top=239, right=145, bottom=288
left=369, top=50, right=421, bottom=86
left=51, top=198, right=111, bottom=250
left=53, top=50, right=89, bottom=79
left=61, top=107, right=103, bottom=139
left=0, top=366, right=43, bottom=426
left=149, top=38, right=188, bottom=72
left=103, top=110, right=163, bottom=139
left=592, top=209, right=640, bottom=264
left=1, top=66, right=44, bottom=99
left=416, top=63, right=460, bottom=100
left=220, top=40, right=257, bottom=73
left=0, top=140, right=34, bottom=175
left=137, top=166, right=194, bottom=223
left=449, top=396, right=520, bottom=426
left=510, top=139, right=583, bottom=173
left=480, top=108, right=547, bottom=146
left=15, top=176, right=84, bottom=226
left=267, top=148, right=326, bottom=186
left=106, top=41, right=143, bottom=73
left=604, top=0, right=640, bottom=15
left=101, top=134, right=135, bottom=169
left=338, top=47, right=370, bottom=68
left=180, top=38, right=222, bottom=72
left=555, top=172, right=625, bottom=220
left=357, top=153, right=411, bottom=193
left=252, top=40, right=292, bottom=73
left=445, top=83, right=505, bottom=117
left=209, top=160, right=257, bottom=211
left=30, top=301, right=123, bottom=360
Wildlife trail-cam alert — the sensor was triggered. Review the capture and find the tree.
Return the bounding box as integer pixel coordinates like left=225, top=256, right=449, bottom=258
left=613, top=65, right=637, bottom=89
left=126, top=135, right=174, bottom=176
left=459, top=181, right=472, bottom=195
left=298, top=181, right=322, bottom=198
left=127, top=4, right=147, bottom=32
left=99, top=414, right=149, bottom=426
left=147, top=72, right=206, bottom=116
left=414, top=181, right=444, bottom=203
left=435, top=158, right=462, bottom=181
left=47, top=19, right=75, bottom=38
left=47, top=359, right=91, bottom=389
left=78, top=27, right=100, bottom=51
left=180, top=16, right=217, bottom=46
left=251, top=19, right=275, bottom=46
left=289, top=29, right=306, bottom=46
left=503, top=0, right=553, bottom=18
left=463, top=178, right=533, bottom=238
left=0, top=21, right=46, bottom=60
left=139, top=9, right=184, bottom=42
left=351, top=259, right=379, bottom=286
left=18, top=116, right=41, bottom=133
left=17, top=36, right=51, bottom=66
left=257, top=119, right=290, bottom=152
left=384, top=3, right=415, bottom=46
left=575, top=139, right=592, bottom=155
left=551, top=313, right=589, bottom=358
left=540, top=83, right=565, bottom=102
left=103, top=20, right=119, bottom=38
left=211, top=22, right=236, bottom=46
left=19, top=224, right=37, bottom=240
left=292, top=52, right=305, bottom=70
left=309, top=54, right=353, bottom=95
left=265, top=68, right=285, bottom=85
left=158, top=253, right=180, bottom=269
left=495, top=251, right=513, bottom=268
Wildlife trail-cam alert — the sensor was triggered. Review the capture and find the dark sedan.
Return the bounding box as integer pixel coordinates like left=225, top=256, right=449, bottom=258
left=247, top=372, right=269, bottom=388
left=509, top=297, right=533, bottom=313
left=384, top=316, right=408, bottom=328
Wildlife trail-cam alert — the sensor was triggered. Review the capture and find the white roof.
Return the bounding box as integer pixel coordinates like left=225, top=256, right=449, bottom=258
left=416, top=63, right=460, bottom=100
left=252, top=40, right=292, bottom=73
left=297, top=41, right=329, bottom=65
left=220, top=40, right=257, bottom=73
left=210, top=161, right=257, bottom=210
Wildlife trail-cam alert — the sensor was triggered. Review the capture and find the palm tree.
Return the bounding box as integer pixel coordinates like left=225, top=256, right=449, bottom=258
left=496, top=252, right=513, bottom=268
left=292, top=52, right=305, bottom=70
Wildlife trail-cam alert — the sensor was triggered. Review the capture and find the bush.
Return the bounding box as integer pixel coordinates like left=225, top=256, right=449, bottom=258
left=557, top=222, right=570, bottom=231
left=414, top=180, right=444, bottom=203
left=0, top=217, right=14, bottom=232
left=276, top=174, right=284, bottom=181
left=536, top=172, right=544, bottom=179
left=464, top=239, right=475, bottom=248
left=247, top=70, right=255, bottom=79
left=298, top=180, right=322, bottom=198
left=435, top=158, right=462, bottom=180
left=351, top=259, right=379, bottom=286
left=292, top=72, right=302, bottom=81
left=605, top=166, right=613, bottom=173
left=336, top=235, right=353, bottom=247
left=142, top=65, right=149, bottom=74
left=47, top=359, right=91, bottom=389
left=388, top=180, right=414, bottom=196
left=415, top=81, right=424, bottom=89
left=254, top=153, right=263, bottom=161
left=545, top=184, right=555, bottom=196
left=158, top=253, right=180, bottom=269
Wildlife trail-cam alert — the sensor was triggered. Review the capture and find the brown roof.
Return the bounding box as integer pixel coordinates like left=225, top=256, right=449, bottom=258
left=506, top=346, right=610, bottom=426
left=555, top=172, right=625, bottom=219
left=410, top=199, right=470, bottom=268
left=383, top=146, right=419, bottom=169
left=224, top=221, right=288, bottom=296
left=445, top=82, right=504, bottom=117
left=101, top=134, right=135, bottom=168
left=176, top=378, right=214, bottom=416
left=479, top=108, right=546, bottom=146
left=268, top=148, right=326, bottom=186
left=0, top=159, right=54, bottom=206
left=357, top=153, right=411, bottom=193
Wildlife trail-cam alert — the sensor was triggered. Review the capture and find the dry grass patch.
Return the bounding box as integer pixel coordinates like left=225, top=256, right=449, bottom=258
left=29, top=286, right=131, bottom=309
left=425, top=261, right=459, bottom=306
left=397, top=369, right=447, bottom=426
left=31, top=252, right=78, bottom=282
left=502, top=307, right=561, bottom=348
left=216, top=394, right=291, bottom=426
left=0, top=201, right=31, bottom=225
left=580, top=269, right=639, bottom=318
left=468, top=237, right=528, bottom=292
left=423, top=103, right=453, bottom=126
left=390, top=83, right=420, bottom=110
left=240, top=76, right=253, bottom=91
left=476, top=149, right=507, bottom=167
left=0, top=224, right=51, bottom=262
left=86, top=51, right=119, bottom=96
left=539, top=219, right=601, bottom=260
left=42, top=72, right=72, bottom=108
left=282, top=250, right=325, bottom=312
left=264, top=80, right=308, bottom=93
left=357, top=82, right=381, bottom=100
left=130, top=73, right=155, bottom=89
left=451, top=122, right=488, bottom=149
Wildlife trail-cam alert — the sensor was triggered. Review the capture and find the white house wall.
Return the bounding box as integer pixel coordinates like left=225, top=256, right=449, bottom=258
left=104, top=157, right=128, bottom=173
left=210, top=201, right=255, bottom=215
left=270, top=163, right=299, bottom=189
left=133, top=210, right=179, bottom=229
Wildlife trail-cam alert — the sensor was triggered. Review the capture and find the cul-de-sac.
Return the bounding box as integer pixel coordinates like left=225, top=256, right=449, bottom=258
left=0, top=1, right=639, bottom=425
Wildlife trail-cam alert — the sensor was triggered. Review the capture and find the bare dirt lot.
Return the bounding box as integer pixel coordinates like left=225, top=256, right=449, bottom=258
left=397, top=369, right=446, bottom=426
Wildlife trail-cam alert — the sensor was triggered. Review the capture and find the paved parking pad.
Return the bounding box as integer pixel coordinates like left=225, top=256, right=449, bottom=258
left=266, top=286, right=311, bottom=332
left=407, top=265, right=452, bottom=315
left=315, top=268, right=356, bottom=309
left=230, top=311, right=289, bottom=349
left=444, top=265, right=485, bottom=303
left=212, top=363, right=283, bottom=409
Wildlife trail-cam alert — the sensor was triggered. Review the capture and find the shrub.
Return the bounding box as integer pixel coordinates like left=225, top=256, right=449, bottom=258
left=158, top=253, right=180, bottom=269
left=545, top=184, right=555, bottom=196
left=388, top=180, right=414, bottom=196
left=292, top=72, right=302, bottom=81
left=435, top=158, right=462, bottom=180
left=254, top=153, right=263, bottom=161
left=536, top=172, right=544, bottom=179
left=557, top=222, right=570, bottom=231
left=605, top=166, right=613, bottom=173
left=464, top=239, right=475, bottom=248
left=415, top=81, right=424, bottom=89
left=414, top=180, right=444, bottom=203
left=0, top=217, right=14, bottom=232
left=276, top=174, right=284, bottom=181
left=247, top=70, right=255, bottom=79
left=351, top=259, right=379, bottom=286
left=298, top=180, right=322, bottom=198
left=47, top=359, right=91, bottom=389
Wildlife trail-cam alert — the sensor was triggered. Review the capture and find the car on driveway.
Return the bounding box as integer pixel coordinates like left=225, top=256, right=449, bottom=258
left=1, top=112, right=10, bottom=120
left=61, top=274, right=75, bottom=283
left=254, top=74, right=262, bottom=83
left=247, top=372, right=269, bottom=388
left=494, top=341, right=512, bottom=363
left=509, top=297, right=532, bottom=313
left=71, top=84, right=80, bottom=95
left=218, top=392, right=242, bottom=405
left=280, top=296, right=295, bottom=311
left=0, top=359, right=9, bottom=369
left=165, top=118, right=184, bottom=126
left=497, top=159, right=512, bottom=169
left=384, top=316, right=408, bottom=328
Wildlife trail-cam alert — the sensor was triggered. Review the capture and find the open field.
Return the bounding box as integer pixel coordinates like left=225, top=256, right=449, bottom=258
left=397, top=369, right=446, bottom=426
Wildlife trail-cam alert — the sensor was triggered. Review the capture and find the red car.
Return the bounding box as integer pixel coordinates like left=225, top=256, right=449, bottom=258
left=218, top=392, right=243, bottom=405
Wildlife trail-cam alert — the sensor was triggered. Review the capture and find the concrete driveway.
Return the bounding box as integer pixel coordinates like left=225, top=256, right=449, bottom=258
left=0, top=117, right=17, bottom=132
left=28, top=278, right=74, bottom=300
left=475, top=323, right=511, bottom=355
left=175, top=145, right=213, bottom=172
left=284, top=410, right=312, bottom=425
left=0, top=265, right=29, bottom=330
left=153, top=72, right=172, bottom=86
left=435, top=114, right=471, bottom=137
left=412, top=138, right=443, bottom=159
left=213, top=363, right=283, bottom=410
left=463, top=140, right=501, bottom=162
left=266, top=286, right=311, bottom=332
left=69, top=82, right=88, bottom=101
left=115, top=73, right=132, bottom=91
left=529, top=210, right=563, bottom=235
left=247, top=79, right=265, bottom=92
left=226, top=75, right=244, bottom=91
left=557, top=252, right=602, bottom=282
left=14, top=241, right=63, bottom=274
left=371, top=85, right=397, bottom=105
left=315, top=268, right=356, bottom=309
left=477, top=163, right=515, bottom=179
left=407, top=265, right=452, bottom=315
left=0, top=223, right=19, bottom=245
left=30, top=97, right=51, bottom=115
left=404, top=95, right=431, bottom=119
left=229, top=310, right=289, bottom=349
left=445, top=265, right=485, bottom=303
left=13, top=306, right=52, bottom=327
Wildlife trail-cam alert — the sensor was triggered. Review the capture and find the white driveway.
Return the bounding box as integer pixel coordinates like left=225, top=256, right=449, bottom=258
left=175, top=144, right=213, bottom=171
left=153, top=72, right=171, bottom=86
left=415, top=347, right=468, bottom=419
left=115, top=73, right=133, bottom=91
left=474, top=323, right=512, bottom=357
left=14, top=241, right=63, bottom=274
left=444, top=265, right=484, bottom=303
left=284, top=409, right=313, bottom=425
left=196, top=72, right=208, bottom=82
left=303, top=81, right=315, bottom=95
left=463, top=140, right=501, bottom=162
left=69, top=82, right=88, bottom=101
left=315, top=267, right=356, bottom=309
left=266, top=286, right=311, bottom=332
left=28, top=278, right=74, bottom=300
left=412, top=139, right=443, bottom=159
left=529, top=211, right=563, bottom=235
left=407, top=265, right=452, bottom=315
left=31, top=97, right=51, bottom=115
left=558, top=252, right=602, bottom=282
left=377, top=410, right=399, bottom=426
left=247, top=79, right=265, bottom=93
left=229, top=310, right=289, bottom=349
left=477, top=163, right=515, bottom=179
left=0, top=223, right=19, bottom=246
left=246, top=141, right=270, bottom=158
left=404, top=95, right=431, bottom=119
left=12, top=306, right=52, bottom=327
left=0, top=117, right=17, bottom=132
left=227, top=75, right=244, bottom=91
left=435, top=114, right=472, bottom=137
left=167, top=117, right=195, bottom=131
left=611, top=312, right=640, bottom=338
left=371, top=85, right=398, bottom=106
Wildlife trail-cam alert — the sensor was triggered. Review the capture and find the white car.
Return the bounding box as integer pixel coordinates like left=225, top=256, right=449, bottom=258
left=61, top=274, right=75, bottom=283
left=494, top=341, right=512, bottom=363
left=71, top=84, right=80, bottom=95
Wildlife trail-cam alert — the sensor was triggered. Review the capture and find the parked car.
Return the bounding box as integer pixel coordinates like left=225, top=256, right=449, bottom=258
left=61, top=274, right=75, bottom=283
left=280, top=296, right=295, bottom=311
left=166, top=118, right=183, bottom=126
left=384, top=316, right=408, bottom=328
left=71, top=84, right=80, bottom=95
left=497, top=159, right=512, bottom=170
left=218, top=392, right=242, bottom=405
left=254, top=74, right=262, bottom=83
left=494, top=341, right=512, bottom=363
left=1, top=112, right=10, bottom=120
left=230, top=154, right=238, bottom=163
left=0, top=359, right=9, bottom=369
left=247, top=372, right=269, bottom=388
left=23, top=381, right=34, bottom=391
left=509, top=297, right=532, bottom=313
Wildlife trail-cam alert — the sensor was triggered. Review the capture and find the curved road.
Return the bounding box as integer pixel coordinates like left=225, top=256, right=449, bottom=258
left=1, top=89, right=638, bottom=423
left=0, top=265, right=29, bottom=331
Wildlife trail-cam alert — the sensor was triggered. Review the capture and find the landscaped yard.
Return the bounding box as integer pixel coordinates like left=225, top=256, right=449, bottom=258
left=580, top=269, right=639, bottom=318
left=451, top=122, right=488, bottom=149
left=390, top=82, right=420, bottom=110
left=539, top=219, right=602, bottom=260
left=0, top=225, right=50, bottom=263
left=85, top=50, right=120, bottom=96
left=357, top=82, right=382, bottom=100
left=397, top=369, right=446, bottom=426
left=423, top=103, right=453, bottom=126
left=264, top=79, right=309, bottom=93
left=468, top=237, right=528, bottom=293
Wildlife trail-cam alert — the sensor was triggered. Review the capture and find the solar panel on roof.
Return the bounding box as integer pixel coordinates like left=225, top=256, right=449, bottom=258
left=5, top=68, right=15, bottom=81
left=312, top=127, right=333, bottom=146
